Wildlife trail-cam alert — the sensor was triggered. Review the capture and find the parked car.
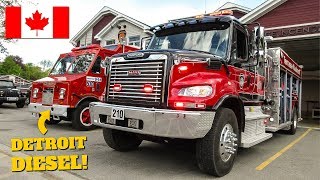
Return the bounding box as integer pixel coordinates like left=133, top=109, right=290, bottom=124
left=0, top=80, right=27, bottom=108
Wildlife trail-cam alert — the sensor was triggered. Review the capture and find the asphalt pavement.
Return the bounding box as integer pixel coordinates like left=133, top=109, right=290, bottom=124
left=0, top=104, right=319, bottom=180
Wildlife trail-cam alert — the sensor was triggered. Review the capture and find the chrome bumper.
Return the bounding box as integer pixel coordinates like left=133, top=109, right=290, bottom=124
left=89, top=102, right=216, bottom=139
left=28, top=103, right=70, bottom=117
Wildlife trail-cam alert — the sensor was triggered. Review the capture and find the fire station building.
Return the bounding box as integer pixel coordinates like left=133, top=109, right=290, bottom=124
left=70, top=6, right=152, bottom=48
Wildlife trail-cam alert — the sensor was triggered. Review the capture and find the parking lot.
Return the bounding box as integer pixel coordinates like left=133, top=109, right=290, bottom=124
left=0, top=104, right=319, bottom=180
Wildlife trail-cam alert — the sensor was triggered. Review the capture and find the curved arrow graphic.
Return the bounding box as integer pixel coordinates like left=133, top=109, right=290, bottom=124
left=38, top=110, right=50, bottom=135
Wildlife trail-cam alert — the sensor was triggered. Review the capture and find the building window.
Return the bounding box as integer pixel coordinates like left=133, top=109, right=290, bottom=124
left=106, top=39, right=116, bottom=45
left=128, top=35, right=140, bottom=47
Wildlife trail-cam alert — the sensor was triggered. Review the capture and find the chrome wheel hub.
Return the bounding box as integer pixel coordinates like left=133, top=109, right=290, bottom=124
left=219, top=124, right=238, bottom=162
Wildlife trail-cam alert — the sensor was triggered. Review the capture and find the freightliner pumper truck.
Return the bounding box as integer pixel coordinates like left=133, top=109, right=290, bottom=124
left=89, top=10, right=303, bottom=176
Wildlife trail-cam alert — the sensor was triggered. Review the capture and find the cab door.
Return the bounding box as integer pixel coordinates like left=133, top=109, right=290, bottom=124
left=86, top=50, right=106, bottom=99
left=229, top=23, right=263, bottom=103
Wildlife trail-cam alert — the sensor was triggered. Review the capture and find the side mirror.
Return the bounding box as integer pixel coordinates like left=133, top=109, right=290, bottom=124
left=140, top=36, right=151, bottom=50
left=100, top=57, right=110, bottom=68
left=254, top=26, right=264, bottom=41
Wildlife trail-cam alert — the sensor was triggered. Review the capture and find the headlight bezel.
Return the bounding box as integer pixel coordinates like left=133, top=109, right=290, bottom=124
left=178, top=85, right=213, bottom=97
left=32, top=88, right=39, bottom=98
left=59, top=88, right=66, bottom=100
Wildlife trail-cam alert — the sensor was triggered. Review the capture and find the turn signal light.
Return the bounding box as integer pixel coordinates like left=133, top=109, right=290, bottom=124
left=143, top=84, right=153, bottom=93
left=113, top=84, right=122, bottom=91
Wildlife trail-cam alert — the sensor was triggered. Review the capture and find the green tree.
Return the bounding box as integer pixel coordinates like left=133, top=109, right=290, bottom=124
left=21, top=63, right=48, bottom=80
left=0, top=56, right=22, bottom=75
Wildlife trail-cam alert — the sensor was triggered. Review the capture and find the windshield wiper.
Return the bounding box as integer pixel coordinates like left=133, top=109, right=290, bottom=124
left=181, top=49, right=223, bottom=59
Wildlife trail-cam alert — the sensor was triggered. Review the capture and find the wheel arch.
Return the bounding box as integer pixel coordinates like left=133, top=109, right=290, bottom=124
left=75, top=96, right=100, bottom=108
left=213, top=95, right=245, bottom=132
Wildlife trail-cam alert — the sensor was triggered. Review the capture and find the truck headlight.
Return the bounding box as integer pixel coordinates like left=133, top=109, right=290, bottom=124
left=59, top=88, right=66, bottom=99
left=178, top=86, right=212, bottom=97
left=32, top=88, right=39, bottom=98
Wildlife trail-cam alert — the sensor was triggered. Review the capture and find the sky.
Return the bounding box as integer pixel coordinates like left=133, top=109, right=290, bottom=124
left=1, top=0, right=264, bottom=65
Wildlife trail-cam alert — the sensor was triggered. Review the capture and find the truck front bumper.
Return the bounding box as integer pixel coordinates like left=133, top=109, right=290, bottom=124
left=0, top=97, right=26, bottom=103
left=28, top=103, right=70, bottom=117
left=90, top=102, right=215, bottom=139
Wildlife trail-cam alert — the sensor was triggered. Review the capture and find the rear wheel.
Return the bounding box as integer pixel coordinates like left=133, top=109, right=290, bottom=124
left=72, top=101, right=95, bottom=131
left=103, top=128, right=142, bottom=151
left=196, top=108, right=239, bottom=177
left=16, top=101, right=25, bottom=108
left=0, top=102, right=3, bottom=106
left=287, top=108, right=298, bottom=135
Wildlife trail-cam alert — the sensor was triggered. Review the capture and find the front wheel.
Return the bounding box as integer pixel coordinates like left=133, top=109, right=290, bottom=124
left=72, top=101, right=95, bottom=131
left=196, top=108, right=239, bottom=177
left=16, top=101, right=25, bottom=108
left=103, top=128, right=142, bottom=151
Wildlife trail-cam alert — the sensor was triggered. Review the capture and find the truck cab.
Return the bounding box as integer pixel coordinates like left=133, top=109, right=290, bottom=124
left=29, top=44, right=138, bottom=130
left=89, top=10, right=302, bottom=176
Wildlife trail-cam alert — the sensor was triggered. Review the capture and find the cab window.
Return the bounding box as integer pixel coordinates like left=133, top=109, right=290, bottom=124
left=231, top=25, right=248, bottom=63
left=91, top=56, right=101, bottom=74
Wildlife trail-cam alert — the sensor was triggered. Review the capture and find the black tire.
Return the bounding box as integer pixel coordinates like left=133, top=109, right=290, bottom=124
left=196, top=108, right=239, bottom=177
left=25, top=98, right=30, bottom=105
left=72, top=101, right=95, bottom=131
left=45, top=117, right=62, bottom=125
left=0, top=102, right=3, bottom=106
left=103, top=128, right=142, bottom=152
left=16, top=101, right=25, bottom=108
left=287, top=108, right=298, bottom=135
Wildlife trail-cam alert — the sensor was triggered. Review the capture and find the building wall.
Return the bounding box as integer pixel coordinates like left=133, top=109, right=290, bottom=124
left=255, top=0, right=319, bottom=28
left=100, top=20, right=149, bottom=47
left=301, top=80, right=320, bottom=115
left=79, top=28, right=93, bottom=46
left=92, top=14, right=116, bottom=44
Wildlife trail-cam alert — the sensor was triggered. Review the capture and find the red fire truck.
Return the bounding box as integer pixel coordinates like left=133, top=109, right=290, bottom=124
left=28, top=44, right=137, bottom=130
left=89, top=11, right=302, bottom=176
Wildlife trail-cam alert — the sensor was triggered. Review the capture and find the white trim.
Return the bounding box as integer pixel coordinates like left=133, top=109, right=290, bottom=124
left=240, top=0, right=287, bottom=23
left=265, top=22, right=320, bottom=30
left=217, top=2, right=251, bottom=13
left=70, top=6, right=150, bottom=46
left=271, top=33, right=320, bottom=41
left=94, top=16, right=151, bottom=41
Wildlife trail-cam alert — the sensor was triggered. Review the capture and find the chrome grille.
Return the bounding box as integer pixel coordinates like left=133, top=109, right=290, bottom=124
left=107, top=57, right=167, bottom=107
left=42, top=88, right=53, bottom=105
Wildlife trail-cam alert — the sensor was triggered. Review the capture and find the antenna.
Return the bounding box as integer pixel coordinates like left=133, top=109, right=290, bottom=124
left=205, top=0, right=207, bottom=13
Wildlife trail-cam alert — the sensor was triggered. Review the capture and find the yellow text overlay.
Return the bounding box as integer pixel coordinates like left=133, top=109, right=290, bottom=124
left=11, top=136, right=88, bottom=172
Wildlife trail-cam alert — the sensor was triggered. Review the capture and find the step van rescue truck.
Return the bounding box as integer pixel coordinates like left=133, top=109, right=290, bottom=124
left=89, top=10, right=302, bottom=176
left=28, top=44, right=137, bottom=130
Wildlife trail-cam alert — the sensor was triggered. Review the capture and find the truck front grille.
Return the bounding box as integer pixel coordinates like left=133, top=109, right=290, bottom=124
left=42, top=88, right=53, bottom=105
left=107, top=57, right=167, bottom=108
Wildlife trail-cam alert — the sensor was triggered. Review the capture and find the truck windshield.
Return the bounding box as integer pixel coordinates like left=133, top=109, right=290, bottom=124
left=50, top=53, right=95, bottom=75
left=50, top=56, right=75, bottom=75
left=0, top=81, right=14, bottom=87
left=67, top=53, right=95, bottom=74
left=148, top=22, right=230, bottom=58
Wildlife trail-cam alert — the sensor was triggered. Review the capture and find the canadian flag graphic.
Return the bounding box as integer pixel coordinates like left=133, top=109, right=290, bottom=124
left=5, top=6, right=69, bottom=39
